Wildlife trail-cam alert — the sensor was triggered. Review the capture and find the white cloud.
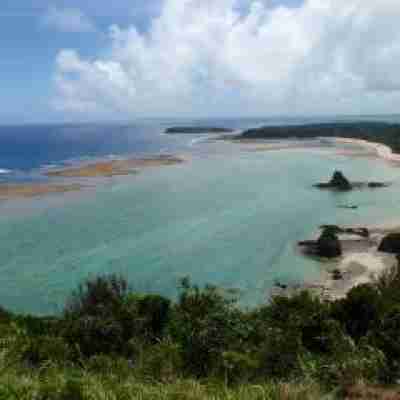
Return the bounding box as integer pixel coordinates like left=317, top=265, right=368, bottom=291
left=53, top=0, right=400, bottom=118
left=42, top=6, right=96, bottom=33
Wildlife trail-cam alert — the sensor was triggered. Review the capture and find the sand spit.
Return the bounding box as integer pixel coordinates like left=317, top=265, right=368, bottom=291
left=0, top=183, right=83, bottom=200
left=46, top=155, right=186, bottom=178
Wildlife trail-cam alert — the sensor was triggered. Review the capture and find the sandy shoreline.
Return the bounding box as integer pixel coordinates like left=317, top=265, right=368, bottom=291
left=331, top=137, right=400, bottom=163
left=277, top=226, right=400, bottom=301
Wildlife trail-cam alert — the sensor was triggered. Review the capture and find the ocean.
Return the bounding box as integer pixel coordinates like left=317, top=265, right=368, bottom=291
left=1, top=117, right=400, bottom=314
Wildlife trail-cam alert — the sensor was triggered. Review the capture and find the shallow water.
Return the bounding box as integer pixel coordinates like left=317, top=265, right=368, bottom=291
left=1, top=142, right=400, bottom=315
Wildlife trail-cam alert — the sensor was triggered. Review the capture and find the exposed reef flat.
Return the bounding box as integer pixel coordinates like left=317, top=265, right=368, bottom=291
left=46, top=155, right=185, bottom=178
left=165, top=127, right=234, bottom=134
left=0, top=183, right=82, bottom=200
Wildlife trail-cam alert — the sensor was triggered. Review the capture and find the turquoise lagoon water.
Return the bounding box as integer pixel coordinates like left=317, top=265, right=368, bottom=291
left=1, top=144, right=400, bottom=314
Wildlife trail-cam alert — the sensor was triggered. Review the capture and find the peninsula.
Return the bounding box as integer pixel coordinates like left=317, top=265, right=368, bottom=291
left=166, top=126, right=234, bottom=134
left=237, top=121, right=400, bottom=152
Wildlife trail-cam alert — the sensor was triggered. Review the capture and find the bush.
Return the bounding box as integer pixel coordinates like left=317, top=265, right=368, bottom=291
left=331, top=284, right=382, bottom=341
left=368, top=305, right=400, bottom=382
left=169, top=278, right=243, bottom=377
left=260, top=291, right=327, bottom=330
left=124, top=294, right=171, bottom=342
left=17, top=335, right=71, bottom=367
left=258, top=327, right=304, bottom=379
left=62, top=316, right=125, bottom=358
left=64, top=274, right=129, bottom=318
left=85, top=354, right=133, bottom=378
left=138, top=339, right=183, bottom=383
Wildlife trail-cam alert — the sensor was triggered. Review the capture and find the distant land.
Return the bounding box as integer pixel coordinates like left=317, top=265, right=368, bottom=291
left=238, top=122, right=400, bottom=153
left=165, top=126, right=234, bottom=134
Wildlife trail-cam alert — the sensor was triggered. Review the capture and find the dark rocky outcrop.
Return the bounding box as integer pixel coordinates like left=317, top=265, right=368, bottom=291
left=165, top=127, right=234, bottom=134
left=299, top=227, right=342, bottom=258
left=368, top=182, right=389, bottom=189
left=378, top=233, right=400, bottom=254
left=331, top=269, right=344, bottom=281
left=320, top=225, right=370, bottom=238
left=314, top=171, right=389, bottom=191
left=314, top=171, right=352, bottom=191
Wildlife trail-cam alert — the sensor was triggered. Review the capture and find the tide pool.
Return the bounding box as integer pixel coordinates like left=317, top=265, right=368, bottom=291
left=1, top=145, right=400, bottom=314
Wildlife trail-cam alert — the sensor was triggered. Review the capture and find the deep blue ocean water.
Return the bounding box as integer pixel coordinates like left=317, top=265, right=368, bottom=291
left=1, top=116, right=400, bottom=314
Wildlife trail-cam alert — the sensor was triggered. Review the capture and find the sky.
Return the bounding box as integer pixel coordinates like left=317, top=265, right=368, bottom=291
left=1, top=0, right=400, bottom=123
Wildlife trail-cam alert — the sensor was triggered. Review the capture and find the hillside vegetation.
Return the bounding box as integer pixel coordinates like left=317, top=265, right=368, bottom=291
left=1, top=266, right=400, bottom=399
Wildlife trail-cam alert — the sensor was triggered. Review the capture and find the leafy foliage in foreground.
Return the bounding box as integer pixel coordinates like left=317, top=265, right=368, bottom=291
left=2, top=264, right=400, bottom=398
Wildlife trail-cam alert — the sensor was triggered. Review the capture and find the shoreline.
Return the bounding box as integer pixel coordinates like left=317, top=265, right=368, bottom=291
left=277, top=225, right=400, bottom=301
left=331, top=137, right=400, bottom=163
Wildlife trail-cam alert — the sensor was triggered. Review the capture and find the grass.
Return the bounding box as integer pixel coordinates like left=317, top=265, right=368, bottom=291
left=0, top=367, right=331, bottom=400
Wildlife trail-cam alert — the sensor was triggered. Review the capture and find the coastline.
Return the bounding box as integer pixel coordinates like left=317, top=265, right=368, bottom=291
left=332, top=137, right=400, bottom=163
left=279, top=224, right=400, bottom=301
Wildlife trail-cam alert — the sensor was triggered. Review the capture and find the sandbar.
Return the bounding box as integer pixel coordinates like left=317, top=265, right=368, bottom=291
left=0, top=183, right=82, bottom=200
left=46, top=155, right=185, bottom=178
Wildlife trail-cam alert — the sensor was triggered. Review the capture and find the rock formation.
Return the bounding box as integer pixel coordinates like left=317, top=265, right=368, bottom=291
left=314, top=171, right=352, bottom=191
left=299, top=227, right=342, bottom=258
left=378, top=233, right=400, bottom=254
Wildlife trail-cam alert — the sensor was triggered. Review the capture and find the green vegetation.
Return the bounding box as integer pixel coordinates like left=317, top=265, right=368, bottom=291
left=2, top=264, right=400, bottom=399
left=239, top=122, right=400, bottom=152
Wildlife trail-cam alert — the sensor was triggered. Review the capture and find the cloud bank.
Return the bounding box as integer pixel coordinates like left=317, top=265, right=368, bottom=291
left=42, top=6, right=96, bottom=33
left=53, top=0, right=400, bottom=118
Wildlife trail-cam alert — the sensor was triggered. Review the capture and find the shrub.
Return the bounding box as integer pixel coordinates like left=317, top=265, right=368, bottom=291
left=368, top=305, right=400, bottom=382
left=138, top=339, right=183, bottom=383
left=260, top=291, right=327, bottom=330
left=315, top=340, right=386, bottom=388
left=169, top=278, right=242, bottom=377
left=64, top=274, right=129, bottom=318
left=62, top=316, right=125, bottom=358
left=124, top=294, right=171, bottom=342
left=331, top=284, right=382, bottom=341
left=85, top=354, right=133, bottom=379
left=258, top=327, right=304, bottom=379
left=221, top=351, right=259, bottom=384
left=17, top=335, right=71, bottom=367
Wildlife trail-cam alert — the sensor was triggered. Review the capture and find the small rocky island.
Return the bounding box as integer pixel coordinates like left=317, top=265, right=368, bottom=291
left=299, top=226, right=343, bottom=258
left=165, top=127, right=234, bottom=134
left=299, top=225, right=372, bottom=259
left=314, top=170, right=389, bottom=191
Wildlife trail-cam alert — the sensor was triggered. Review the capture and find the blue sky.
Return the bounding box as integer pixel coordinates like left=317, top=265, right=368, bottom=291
left=0, top=0, right=163, bottom=122
left=1, top=0, right=400, bottom=123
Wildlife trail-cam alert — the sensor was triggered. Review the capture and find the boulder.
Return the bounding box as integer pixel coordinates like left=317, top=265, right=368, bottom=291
left=331, top=269, right=344, bottom=281
left=316, top=229, right=342, bottom=258
left=378, top=233, right=400, bottom=254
